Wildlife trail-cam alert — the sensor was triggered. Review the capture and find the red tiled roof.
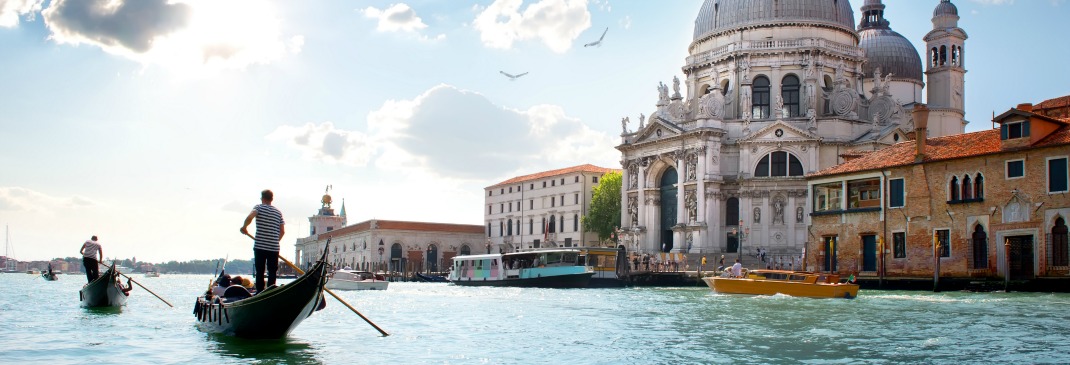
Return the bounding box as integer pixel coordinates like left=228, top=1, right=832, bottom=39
left=317, top=219, right=483, bottom=239
left=809, top=126, right=1070, bottom=178
left=1035, top=95, right=1070, bottom=110
left=489, top=164, right=619, bottom=187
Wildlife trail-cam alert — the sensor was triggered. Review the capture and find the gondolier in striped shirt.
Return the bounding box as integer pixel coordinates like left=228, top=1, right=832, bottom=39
left=241, top=189, right=286, bottom=294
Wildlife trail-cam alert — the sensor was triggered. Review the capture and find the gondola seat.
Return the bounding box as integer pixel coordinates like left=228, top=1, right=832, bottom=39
left=223, top=285, right=253, bottom=299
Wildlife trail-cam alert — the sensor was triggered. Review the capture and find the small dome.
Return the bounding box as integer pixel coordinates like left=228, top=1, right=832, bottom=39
left=858, top=28, right=924, bottom=82
left=693, top=0, right=856, bottom=41
left=933, top=0, right=958, bottom=17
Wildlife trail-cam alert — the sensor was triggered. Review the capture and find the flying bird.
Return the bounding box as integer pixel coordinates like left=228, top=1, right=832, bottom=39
left=584, top=27, right=608, bottom=47
left=500, top=71, right=528, bottom=80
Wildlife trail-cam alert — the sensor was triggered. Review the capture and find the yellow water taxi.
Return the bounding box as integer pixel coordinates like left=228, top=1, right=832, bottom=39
left=702, top=270, right=859, bottom=299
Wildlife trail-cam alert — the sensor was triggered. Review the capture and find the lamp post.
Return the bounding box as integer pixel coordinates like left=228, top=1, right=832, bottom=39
left=377, top=239, right=384, bottom=273
left=734, top=219, right=748, bottom=262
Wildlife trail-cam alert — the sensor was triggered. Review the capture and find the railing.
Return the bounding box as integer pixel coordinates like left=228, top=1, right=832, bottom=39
left=686, top=38, right=863, bottom=66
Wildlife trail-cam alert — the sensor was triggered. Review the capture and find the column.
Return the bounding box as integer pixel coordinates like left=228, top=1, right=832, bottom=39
left=675, top=157, right=686, bottom=252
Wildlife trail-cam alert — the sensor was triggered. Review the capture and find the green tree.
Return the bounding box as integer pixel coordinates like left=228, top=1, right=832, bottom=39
left=582, top=171, right=622, bottom=242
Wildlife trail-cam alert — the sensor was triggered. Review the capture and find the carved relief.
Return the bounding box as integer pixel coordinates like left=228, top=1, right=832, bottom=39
left=753, top=207, right=762, bottom=223
left=628, top=165, right=639, bottom=190
left=686, top=153, right=698, bottom=182
left=772, top=196, right=785, bottom=224
left=796, top=206, right=804, bottom=223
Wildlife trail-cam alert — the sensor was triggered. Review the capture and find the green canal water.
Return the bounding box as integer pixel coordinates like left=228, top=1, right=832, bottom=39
left=1, top=273, right=1067, bottom=364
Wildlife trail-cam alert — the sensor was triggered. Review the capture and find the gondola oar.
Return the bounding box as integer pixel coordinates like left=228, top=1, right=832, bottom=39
left=243, top=233, right=389, bottom=336
left=98, top=261, right=174, bottom=308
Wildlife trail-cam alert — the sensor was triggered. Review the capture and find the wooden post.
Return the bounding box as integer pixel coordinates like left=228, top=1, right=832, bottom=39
left=933, top=232, right=941, bottom=292
left=1004, top=238, right=1011, bottom=292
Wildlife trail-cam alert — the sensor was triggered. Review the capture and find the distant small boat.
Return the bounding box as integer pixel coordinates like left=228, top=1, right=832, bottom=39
left=448, top=248, right=594, bottom=288
left=193, top=252, right=330, bottom=339
left=702, top=269, right=859, bottom=299
left=414, top=272, right=448, bottom=282
left=326, top=269, right=388, bottom=290
left=79, top=265, right=130, bottom=307
left=144, top=270, right=160, bottom=277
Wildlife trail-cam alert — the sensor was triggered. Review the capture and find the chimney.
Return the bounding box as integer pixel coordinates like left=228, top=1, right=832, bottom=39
left=1017, top=103, right=1033, bottom=112
left=912, top=104, right=929, bottom=162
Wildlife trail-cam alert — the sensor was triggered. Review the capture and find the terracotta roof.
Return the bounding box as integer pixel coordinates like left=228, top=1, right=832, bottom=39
left=1035, top=95, right=1070, bottom=110
left=489, top=164, right=619, bottom=188
left=809, top=126, right=1070, bottom=178
left=316, top=219, right=483, bottom=240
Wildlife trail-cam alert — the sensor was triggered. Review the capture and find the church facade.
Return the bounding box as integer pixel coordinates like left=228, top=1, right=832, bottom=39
left=616, top=0, right=968, bottom=260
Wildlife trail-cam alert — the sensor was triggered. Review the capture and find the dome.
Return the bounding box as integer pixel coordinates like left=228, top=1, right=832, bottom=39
left=933, top=0, right=958, bottom=17
left=693, top=0, right=856, bottom=41
left=858, top=28, right=923, bottom=82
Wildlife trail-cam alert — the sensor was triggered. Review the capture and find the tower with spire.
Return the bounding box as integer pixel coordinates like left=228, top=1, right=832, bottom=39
left=924, top=0, right=968, bottom=137
left=307, top=185, right=346, bottom=237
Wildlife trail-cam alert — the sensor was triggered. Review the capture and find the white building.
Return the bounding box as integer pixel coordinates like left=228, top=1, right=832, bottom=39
left=294, top=190, right=483, bottom=272
left=617, top=0, right=968, bottom=259
left=485, top=164, right=619, bottom=252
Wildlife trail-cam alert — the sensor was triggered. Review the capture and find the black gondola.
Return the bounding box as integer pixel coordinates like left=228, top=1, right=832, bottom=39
left=79, top=265, right=128, bottom=307
left=193, top=250, right=330, bottom=339
left=41, top=264, right=58, bottom=281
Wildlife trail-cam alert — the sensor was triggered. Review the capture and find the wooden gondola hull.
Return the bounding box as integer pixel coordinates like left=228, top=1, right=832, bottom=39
left=193, top=260, right=328, bottom=339
left=79, top=268, right=128, bottom=307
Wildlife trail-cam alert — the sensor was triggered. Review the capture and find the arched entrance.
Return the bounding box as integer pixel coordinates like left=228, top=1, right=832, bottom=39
left=426, top=244, right=439, bottom=272
left=659, top=168, right=678, bottom=252
left=390, top=243, right=403, bottom=273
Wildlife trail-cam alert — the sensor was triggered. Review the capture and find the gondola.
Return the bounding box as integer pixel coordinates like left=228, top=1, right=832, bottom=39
left=41, top=264, right=58, bottom=281
left=79, top=265, right=129, bottom=307
left=193, top=249, right=330, bottom=339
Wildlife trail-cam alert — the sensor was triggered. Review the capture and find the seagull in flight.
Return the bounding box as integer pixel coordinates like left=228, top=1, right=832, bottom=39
left=500, top=71, right=528, bottom=81
left=584, top=27, right=608, bottom=47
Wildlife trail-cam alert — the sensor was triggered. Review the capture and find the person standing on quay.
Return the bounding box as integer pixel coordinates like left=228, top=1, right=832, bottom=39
left=79, top=235, right=103, bottom=282
left=241, top=189, right=285, bottom=293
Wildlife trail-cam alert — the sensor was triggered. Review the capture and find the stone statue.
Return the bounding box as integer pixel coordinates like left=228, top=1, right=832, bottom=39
left=806, top=108, right=817, bottom=131
left=686, top=191, right=697, bottom=223
left=621, top=116, right=629, bottom=134
left=773, top=200, right=784, bottom=224
left=807, top=84, right=816, bottom=110
left=753, top=207, right=761, bottom=223
left=796, top=206, right=804, bottom=223
left=803, top=54, right=816, bottom=79
left=834, top=60, right=845, bottom=83
left=628, top=197, right=639, bottom=226
left=881, top=73, right=894, bottom=95
left=629, top=166, right=638, bottom=189
left=638, top=113, right=646, bottom=129
left=672, top=76, right=681, bottom=98
left=775, top=94, right=784, bottom=114
left=686, top=154, right=697, bottom=181
left=740, top=56, right=750, bottom=81
left=658, top=82, right=669, bottom=103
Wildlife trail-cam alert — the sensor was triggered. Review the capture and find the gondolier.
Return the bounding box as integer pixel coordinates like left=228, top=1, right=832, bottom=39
left=79, top=235, right=102, bottom=283
left=240, top=189, right=285, bottom=293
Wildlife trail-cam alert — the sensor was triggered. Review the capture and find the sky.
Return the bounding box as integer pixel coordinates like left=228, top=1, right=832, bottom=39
left=1, top=0, right=1067, bottom=263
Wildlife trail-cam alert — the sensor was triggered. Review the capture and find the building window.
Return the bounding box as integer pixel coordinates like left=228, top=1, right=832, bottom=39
left=893, top=232, right=906, bottom=258
left=847, top=178, right=880, bottom=209
left=507, top=219, right=513, bottom=236
left=551, top=198, right=555, bottom=207
left=974, top=174, right=984, bottom=199
left=529, top=218, right=534, bottom=235
left=752, top=76, right=771, bottom=119
left=1006, top=160, right=1025, bottom=179
left=500, top=203, right=504, bottom=213
left=559, top=215, right=564, bottom=232
left=1049, top=157, right=1069, bottom=193
left=529, top=200, right=533, bottom=209
left=543, top=181, right=546, bottom=188
left=889, top=178, right=905, bottom=208
left=548, top=216, right=555, bottom=233
left=1001, top=121, right=1029, bottom=140
left=499, top=222, right=503, bottom=237
left=551, top=180, right=555, bottom=187
left=488, top=205, right=492, bottom=214
left=509, top=187, right=512, bottom=193
left=754, top=151, right=803, bottom=177
left=948, top=176, right=960, bottom=202
left=593, top=177, right=599, bottom=183
left=575, top=176, right=579, bottom=183
left=782, top=75, right=800, bottom=117
left=516, top=220, right=520, bottom=235
left=936, top=229, right=950, bottom=258
left=489, top=191, right=493, bottom=196
left=530, top=183, right=534, bottom=190
left=560, top=196, right=564, bottom=206
left=962, top=175, right=973, bottom=200
left=573, top=214, right=579, bottom=232
left=486, top=223, right=491, bottom=237
left=561, top=178, right=564, bottom=185
left=508, top=202, right=512, bottom=212
left=574, top=194, right=579, bottom=204
left=1053, top=217, right=1068, bottom=267
left=813, top=182, right=843, bottom=212
left=500, top=188, right=504, bottom=194
left=972, top=224, right=988, bottom=269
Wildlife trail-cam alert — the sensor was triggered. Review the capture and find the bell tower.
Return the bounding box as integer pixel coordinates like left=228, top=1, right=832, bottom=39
left=924, top=0, right=968, bottom=137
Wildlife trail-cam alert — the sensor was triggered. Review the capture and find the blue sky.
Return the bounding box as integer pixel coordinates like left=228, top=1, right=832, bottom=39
left=1, top=0, right=1067, bottom=262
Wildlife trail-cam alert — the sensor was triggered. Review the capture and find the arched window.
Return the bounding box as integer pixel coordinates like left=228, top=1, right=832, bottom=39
left=939, top=45, right=947, bottom=66
left=754, top=151, right=804, bottom=177
left=930, top=47, right=938, bottom=68
left=752, top=76, right=771, bottom=119
left=974, top=174, right=984, bottom=199
left=782, top=75, right=800, bottom=117
left=721, top=79, right=730, bottom=95
left=949, top=176, right=960, bottom=201
left=962, top=175, right=972, bottom=200
left=951, top=45, right=959, bottom=66
left=1053, top=217, right=1068, bottom=267
left=460, top=244, right=471, bottom=256
left=529, top=218, right=533, bottom=235
left=972, top=225, right=988, bottom=269
left=725, top=197, right=739, bottom=226
left=573, top=214, right=579, bottom=232
left=516, top=220, right=521, bottom=235
left=507, top=219, right=513, bottom=236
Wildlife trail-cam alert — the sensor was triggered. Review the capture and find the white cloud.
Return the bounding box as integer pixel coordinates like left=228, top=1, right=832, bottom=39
left=472, top=0, right=591, bottom=53
left=40, top=0, right=301, bottom=73
left=363, top=3, right=445, bottom=42
left=0, top=186, right=95, bottom=213
left=619, top=15, right=631, bottom=30
left=268, top=84, right=618, bottom=181
left=0, top=0, right=43, bottom=27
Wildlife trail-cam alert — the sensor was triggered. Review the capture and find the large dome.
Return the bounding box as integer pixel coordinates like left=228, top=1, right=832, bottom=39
left=693, top=0, right=856, bottom=41
left=858, top=29, right=923, bottom=82
left=857, top=0, right=923, bottom=82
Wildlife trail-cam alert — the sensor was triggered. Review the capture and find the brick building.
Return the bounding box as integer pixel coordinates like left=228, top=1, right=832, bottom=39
left=805, top=98, right=1070, bottom=285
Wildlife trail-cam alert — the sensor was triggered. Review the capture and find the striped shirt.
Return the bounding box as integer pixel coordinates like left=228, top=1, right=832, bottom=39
left=252, top=204, right=284, bottom=252
left=82, top=240, right=101, bottom=260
